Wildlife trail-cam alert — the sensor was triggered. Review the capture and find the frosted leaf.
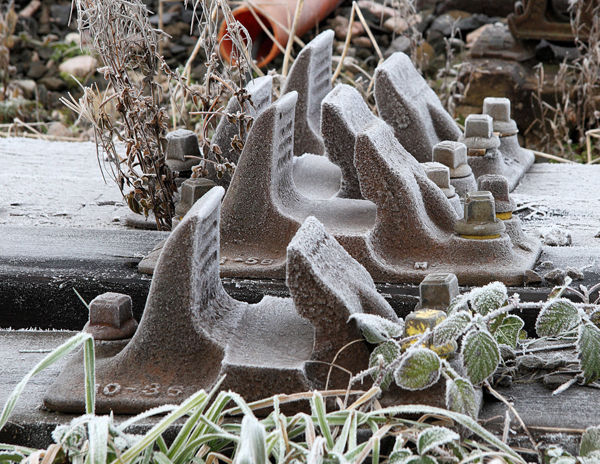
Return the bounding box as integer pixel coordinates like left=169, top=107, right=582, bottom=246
left=234, top=416, right=268, bottom=464
left=494, top=315, right=524, bottom=348
left=447, top=294, right=470, bottom=316
left=578, top=323, right=600, bottom=384
left=469, top=282, right=507, bottom=316
left=417, top=426, right=460, bottom=455
left=433, top=311, right=472, bottom=346
left=545, top=446, right=577, bottom=464
left=349, top=313, right=404, bottom=344
left=388, top=449, right=412, bottom=464
left=536, top=298, right=581, bottom=337
left=580, top=426, right=600, bottom=457
left=394, top=348, right=441, bottom=391
left=369, top=341, right=400, bottom=390
left=401, top=456, right=438, bottom=464
left=461, top=330, right=500, bottom=385
left=445, top=377, right=479, bottom=419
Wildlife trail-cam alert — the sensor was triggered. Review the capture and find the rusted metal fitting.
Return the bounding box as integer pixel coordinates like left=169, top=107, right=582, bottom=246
left=417, top=272, right=460, bottom=312
left=84, top=292, right=138, bottom=340
left=477, top=174, right=516, bottom=220
left=165, top=129, right=202, bottom=172
left=483, top=97, right=519, bottom=137
left=455, top=191, right=506, bottom=239
left=459, top=114, right=500, bottom=156
left=421, top=162, right=455, bottom=198
left=175, top=178, right=217, bottom=219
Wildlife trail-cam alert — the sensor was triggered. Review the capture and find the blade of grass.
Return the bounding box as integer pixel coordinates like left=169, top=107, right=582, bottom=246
left=365, top=405, right=525, bottom=463
left=310, top=392, right=334, bottom=450
left=112, top=377, right=225, bottom=464
left=0, top=332, right=92, bottom=432
left=88, top=416, right=109, bottom=464
left=83, top=336, right=95, bottom=415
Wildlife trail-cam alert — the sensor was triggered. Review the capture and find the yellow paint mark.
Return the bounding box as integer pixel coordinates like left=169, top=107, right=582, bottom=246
left=460, top=234, right=501, bottom=240
left=496, top=212, right=512, bottom=220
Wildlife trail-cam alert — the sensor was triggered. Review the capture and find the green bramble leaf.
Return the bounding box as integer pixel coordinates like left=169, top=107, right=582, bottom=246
left=445, top=377, right=479, bottom=419
left=0, top=452, right=25, bottom=463
left=417, top=426, right=459, bottom=455
left=580, top=425, right=600, bottom=457
left=349, top=313, right=404, bottom=344
left=388, top=449, right=412, bottom=464
left=446, top=294, right=470, bottom=316
left=369, top=341, right=400, bottom=390
left=469, top=282, right=507, bottom=316
left=578, top=323, right=600, bottom=384
left=494, top=315, right=525, bottom=348
left=433, top=311, right=472, bottom=347
left=461, top=330, right=500, bottom=385
left=536, top=298, right=581, bottom=337
left=394, top=348, right=441, bottom=391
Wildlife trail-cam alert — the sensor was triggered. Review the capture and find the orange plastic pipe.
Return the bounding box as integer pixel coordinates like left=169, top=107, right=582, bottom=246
left=218, top=0, right=343, bottom=68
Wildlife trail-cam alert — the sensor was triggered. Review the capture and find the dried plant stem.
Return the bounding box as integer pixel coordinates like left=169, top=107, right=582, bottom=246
left=485, top=381, right=541, bottom=460
left=332, top=2, right=357, bottom=83
left=353, top=1, right=383, bottom=63
left=529, top=149, right=577, bottom=164
left=241, top=0, right=306, bottom=48
left=243, top=2, right=287, bottom=57
left=282, top=0, right=304, bottom=77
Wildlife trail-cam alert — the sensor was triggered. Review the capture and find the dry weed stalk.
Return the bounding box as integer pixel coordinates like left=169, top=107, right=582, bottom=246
left=0, top=3, right=17, bottom=100
left=63, top=0, right=254, bottom=229
left=387, top=0, right=425, bottom=73
left=64, top=0, right=203, bottom=230
left=529, top=0, right=600, bottom=160
left=186, top=0, right=255, bottom=180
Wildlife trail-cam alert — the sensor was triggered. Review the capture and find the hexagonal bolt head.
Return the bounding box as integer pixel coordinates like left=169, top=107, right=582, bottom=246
left=464, top=114, right=493, bottom=139
left=477, top=174, right=516, bottom=215
left=418, top=273, right=459, bottom=311
left=166, top=129, right=201, bottom=162
left=483, top=97, right=518, bottom=135
left=85, top=292, right=138, bottom=340
left=175, top=178, right=217, bottom=218
left=454, top=191, right=506, bottom=238
left=432, top=141, right=472, bottom=179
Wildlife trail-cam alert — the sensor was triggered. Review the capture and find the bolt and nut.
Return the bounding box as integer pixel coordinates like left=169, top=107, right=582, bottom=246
left=432, top=141, right=472, bottom=179
left=483, top=97, right=519, bottom=137
left=175, top=178, right=217, bottom=219
left=84, top=292, right=138, bottom=340
left=418, top=273, right=460, bottom=311
left=454, top=191, right=506, bottom=239
left=422, top=162, right=456, bottom=198
left=477, top=174, right=516, bottom=219
left=459, top=114, right=501, bottom=156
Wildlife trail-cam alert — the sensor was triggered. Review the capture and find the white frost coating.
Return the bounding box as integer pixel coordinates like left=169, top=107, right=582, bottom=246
left=541, top=225, right=573, bottom=247
left=374, top=52, right=462, bottom=163
left=469, top=281, right=508, bottom=316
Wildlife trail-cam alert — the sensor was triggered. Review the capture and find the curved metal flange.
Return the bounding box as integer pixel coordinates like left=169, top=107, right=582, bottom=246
left=44, top=187, right=397, bottom=414
left=374, top=52, right=462, bottom=163
left=219, top=86, right=541, bottom=286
